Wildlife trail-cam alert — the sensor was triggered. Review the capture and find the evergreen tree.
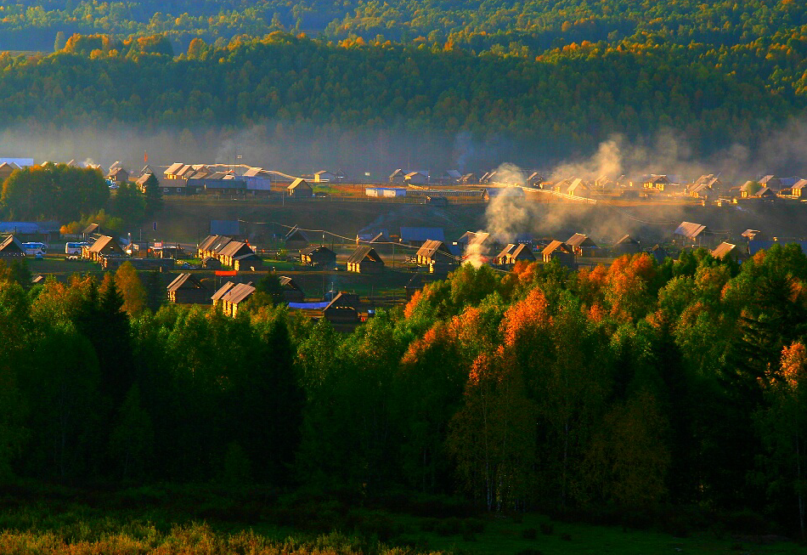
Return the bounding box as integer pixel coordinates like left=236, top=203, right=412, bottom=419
left=143, top=174, right=163, bottom=218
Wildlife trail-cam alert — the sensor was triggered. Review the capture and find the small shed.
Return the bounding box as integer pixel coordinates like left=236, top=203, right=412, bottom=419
left=300, top=245, right=337, bottom=268
left=613, top=235, right=641, bottom=255
left=324, top=292, right=361, bottom=324
left=167, top=273, right=210, bottom=304
left=347, top=246, right=384, bottom=274
left=288, top=178, right=313, bottom=197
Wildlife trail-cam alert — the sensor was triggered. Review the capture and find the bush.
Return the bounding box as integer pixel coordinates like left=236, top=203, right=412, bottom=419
left=540, top=523, right=553, bottom=535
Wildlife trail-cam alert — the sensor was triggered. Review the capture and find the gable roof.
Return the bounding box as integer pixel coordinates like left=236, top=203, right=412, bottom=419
left=400, top=227, right=445, bottom=242
left=166, top=273, right=206, bottom=292
left=416, top=239, right=452, bottom=260
left=325, top=292, right=360, bottom=312
left=221, top=282, right=256, bottom=305
left=542, top=240, right=572, bottom=256
left=243, top=167, right=264, bottom=177
left=164, top=162, right=184, bottom=176
left=217, top=241, right=251, bottom=258
left=347, top=246, right=383, bottom=265
left=711, top=242, right=738, bottom=260
left=88, top=235, right=121, bottom=253
left=616, top=234, right=639, bottom=245
left=565, top=233, right=597, bottom=249
left=458, top=231, right=492, bottom=245
left=198, top=234, right=224, bottom=252
left=207, top=236, right=233, bottom=254
left=211, top=281, right=236, bottom=302
left=674, top=222, right=707, bottom=238
left=0, top=235, right=24, bottom=254
left=288, top=178, right=310, bottom=189
left=741, top=229, right=762, bottom=240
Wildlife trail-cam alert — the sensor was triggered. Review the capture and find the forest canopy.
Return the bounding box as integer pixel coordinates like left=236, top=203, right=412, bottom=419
left=3, top=247, right=807, bottom=534
left=0, top=30, right=805, bottom=160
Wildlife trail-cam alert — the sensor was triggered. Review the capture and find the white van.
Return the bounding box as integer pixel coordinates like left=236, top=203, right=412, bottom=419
left=65, top=242, right=88, bottom=255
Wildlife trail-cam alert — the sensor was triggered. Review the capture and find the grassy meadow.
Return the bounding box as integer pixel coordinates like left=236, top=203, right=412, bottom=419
left=0, top=484, right=800, bottom=555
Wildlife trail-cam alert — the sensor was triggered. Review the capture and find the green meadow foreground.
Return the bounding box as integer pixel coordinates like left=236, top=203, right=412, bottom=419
left=0, top=485, right=800, bottom=555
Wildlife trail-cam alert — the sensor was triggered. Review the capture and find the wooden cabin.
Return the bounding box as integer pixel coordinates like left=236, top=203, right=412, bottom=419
left=288, top=178, right=313, bottom=197
left=565, top=233, right=598, bottom=257
left=613, top=235, right=641, bottom=256
left=541, top=240, right=576, bottom=268
left=167, top=273, right=210, bottom=304
left=347, top=246, right=384, bottom=274
left=85, top=235, right=125, bottom=262
left=324, top=292, right=360, bottom=324
left=495, top=243, right=535, bottom=266
left=300, top=245, right=336, bottom=268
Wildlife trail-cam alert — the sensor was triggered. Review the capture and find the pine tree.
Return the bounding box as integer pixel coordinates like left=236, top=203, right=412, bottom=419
left=143, top=174, right=163, bottom=218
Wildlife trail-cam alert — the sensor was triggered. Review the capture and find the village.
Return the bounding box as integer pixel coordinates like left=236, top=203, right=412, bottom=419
left=1, top=157, right=806, bottom=331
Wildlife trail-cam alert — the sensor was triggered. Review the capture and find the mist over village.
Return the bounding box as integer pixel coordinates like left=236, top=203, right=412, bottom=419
left=3, top=2, right=807, bottom=554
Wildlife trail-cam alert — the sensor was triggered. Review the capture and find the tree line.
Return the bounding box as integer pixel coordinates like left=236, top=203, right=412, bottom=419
left=0, top=31, right=804, bottom=159
left=1, top=0, right=807, bottom=54
left=0, top=163, right=160, bottom=233
left=2, top=246, right=807, bottom=535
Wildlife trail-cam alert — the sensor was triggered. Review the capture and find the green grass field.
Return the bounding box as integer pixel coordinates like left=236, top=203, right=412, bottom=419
left=0, top=484, right=800, bottom=555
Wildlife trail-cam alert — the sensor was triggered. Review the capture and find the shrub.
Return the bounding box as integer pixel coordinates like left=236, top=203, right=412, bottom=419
left=540, top=523, right=553, bottom=535
left=521, top=528, right=537, bottom=540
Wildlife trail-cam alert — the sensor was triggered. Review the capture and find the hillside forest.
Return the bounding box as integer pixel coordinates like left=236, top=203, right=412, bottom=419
left=0, top=0, right=804, bottom=166
left=2, top=247, right=807, bottom=536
